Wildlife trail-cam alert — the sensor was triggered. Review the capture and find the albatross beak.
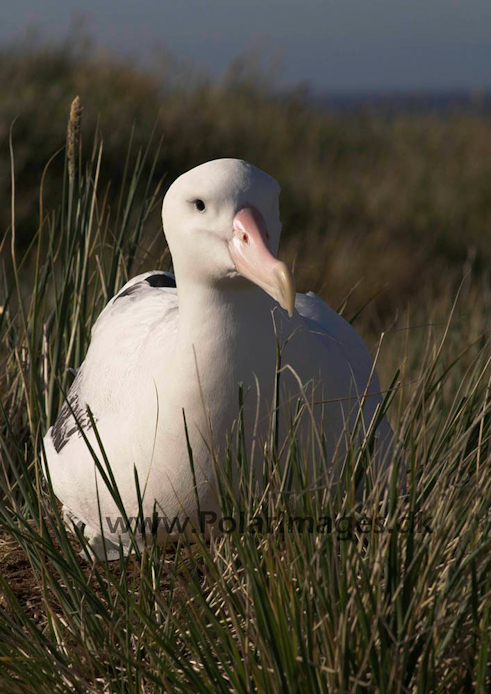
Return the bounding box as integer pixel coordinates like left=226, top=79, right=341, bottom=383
left=229, top=206, right=296, bottom=317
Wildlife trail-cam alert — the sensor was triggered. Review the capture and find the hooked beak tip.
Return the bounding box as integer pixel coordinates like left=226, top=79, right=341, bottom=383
left=274, top=262, right=296, bottom=318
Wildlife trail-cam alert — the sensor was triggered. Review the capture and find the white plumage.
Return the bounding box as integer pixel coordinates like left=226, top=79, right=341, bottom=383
left=43, top=159, right=392, bottom=558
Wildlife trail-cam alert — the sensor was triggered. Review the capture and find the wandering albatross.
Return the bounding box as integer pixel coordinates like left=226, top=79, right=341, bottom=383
left=43, top=158, right=393, bottom=558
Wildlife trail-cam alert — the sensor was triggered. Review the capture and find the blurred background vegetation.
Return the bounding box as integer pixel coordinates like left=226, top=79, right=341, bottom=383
left=1, top=36, right=490, bottom=692
left=1, top=37, right=491, bottom=330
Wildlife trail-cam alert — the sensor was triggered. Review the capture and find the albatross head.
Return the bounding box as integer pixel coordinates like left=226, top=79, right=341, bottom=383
left=162, top=158, right=296, bottom=316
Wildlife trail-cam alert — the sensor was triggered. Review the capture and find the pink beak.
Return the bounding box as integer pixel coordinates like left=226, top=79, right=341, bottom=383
left=228, top=206, right=296, bottom=317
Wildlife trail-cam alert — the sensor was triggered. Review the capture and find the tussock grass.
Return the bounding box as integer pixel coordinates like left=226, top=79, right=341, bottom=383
left=0, top=99, right=490, bottom=692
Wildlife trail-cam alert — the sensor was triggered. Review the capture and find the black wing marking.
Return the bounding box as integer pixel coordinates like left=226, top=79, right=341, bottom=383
left=145, top=273, right=176, bottom=288
left=115, top=272, right=176, bottom=302
left=51, top=377, right=93, bottom=454
left=115, top=284, right=141, bottom=300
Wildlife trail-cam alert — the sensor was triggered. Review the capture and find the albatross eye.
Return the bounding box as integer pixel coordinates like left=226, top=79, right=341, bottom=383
left=193, top=199, right=206, bottom=212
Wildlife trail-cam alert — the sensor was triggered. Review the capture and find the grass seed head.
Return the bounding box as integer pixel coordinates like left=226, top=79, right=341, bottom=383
left=67, top=95, right=83, bottom=183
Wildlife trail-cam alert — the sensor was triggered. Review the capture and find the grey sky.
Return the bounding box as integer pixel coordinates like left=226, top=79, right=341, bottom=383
left=2, top=0, right=491, bottom=91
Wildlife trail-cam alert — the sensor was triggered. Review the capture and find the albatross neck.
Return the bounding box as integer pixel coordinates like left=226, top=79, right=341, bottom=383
left=176, top=278, right=276, bottom=347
